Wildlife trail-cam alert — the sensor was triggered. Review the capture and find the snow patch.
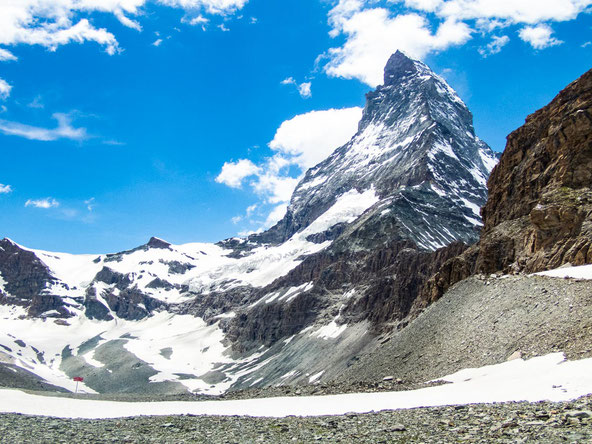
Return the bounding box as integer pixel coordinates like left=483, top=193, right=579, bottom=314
left=535, top=264, right=592, bottom=280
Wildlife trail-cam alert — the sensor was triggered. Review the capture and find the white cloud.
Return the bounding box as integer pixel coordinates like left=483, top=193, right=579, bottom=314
left=269, top=107, right=363, bottom=169
left=325, top=7, right=471, bottom=86
left=424, top=0, right=592, bottom=24
left=519, top=24, right=563, bottom=49
left=152, top=38, right=163, bottom=46
left=0, top=184, right=12, bottom=194
left=0, top=48, right=17, bottom=62
left=249, top=161, right=300, bottom=204
left=281, top=78, right=313, bottom=99
left=184, top=15, right=210, bottom=30
left=263, top=203, right=288, bottom=228
left=0, top=0, right=247, bottom=58
left=298, top=82, right=312, bottom=99
left=323, top=0, right=591, bottom=85
left=403, top=0, right=444, bottom=12
left=159, top=0, right=247, bottom=15
left=479, top=34, right=510, bottom=56
left=0, top=113, right=87, bottom=141
left=217, top=107, right=363, bottom=229
left=215, top=159, right=260, bottom=188
left=0, top=79, right=12, bottom=100
left=25, top=198, right=60, bottom=209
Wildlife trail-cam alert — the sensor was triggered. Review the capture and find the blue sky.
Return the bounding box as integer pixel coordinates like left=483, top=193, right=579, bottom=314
left=0, top=0, right=591, bottom=253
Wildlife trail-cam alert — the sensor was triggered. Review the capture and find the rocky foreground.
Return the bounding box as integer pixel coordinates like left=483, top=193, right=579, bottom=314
left=0, top=394, right=591, bottom=443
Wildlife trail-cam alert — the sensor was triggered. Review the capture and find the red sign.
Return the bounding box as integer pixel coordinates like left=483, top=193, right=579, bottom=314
left=73, top=376, right=84, bottom=382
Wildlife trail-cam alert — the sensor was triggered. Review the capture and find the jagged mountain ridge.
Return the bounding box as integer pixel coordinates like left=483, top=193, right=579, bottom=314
left=0, top=52, right=497, bottom=395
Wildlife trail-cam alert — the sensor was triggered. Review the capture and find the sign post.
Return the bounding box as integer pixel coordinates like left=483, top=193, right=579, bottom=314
left=73, top=376, right=84, bottom=394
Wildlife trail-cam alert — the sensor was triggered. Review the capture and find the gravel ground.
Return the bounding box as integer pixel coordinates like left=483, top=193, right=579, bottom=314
left=0, top=395, right=591, bottom=443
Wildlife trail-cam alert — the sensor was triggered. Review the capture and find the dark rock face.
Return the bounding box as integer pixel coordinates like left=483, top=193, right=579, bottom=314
left=417, top=68, right=592, bottom=307
left=228, top=291, right=323, bottom=351
left=480, top=68, right=592, bottom=273
left=0, top=239, right=55, bottom=301
left=102, top=288, right=166, bottom=321
left=84, top=288, right=114, bottom=321
left=147, top=237, right=171, bottom=250
left=226, top=239, right=469, bottom=350
left=0, top=239, right=72, bottom=317
left=83, top=267, right=168, bottom=321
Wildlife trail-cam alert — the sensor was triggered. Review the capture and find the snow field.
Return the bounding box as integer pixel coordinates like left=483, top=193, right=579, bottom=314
left=0, top=353, right=590, bottom=419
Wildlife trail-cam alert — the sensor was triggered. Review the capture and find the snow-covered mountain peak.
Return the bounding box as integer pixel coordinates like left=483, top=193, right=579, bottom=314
left=258, top=52, right=498, bottom=250
left=383, top=50, right=430, bottom=86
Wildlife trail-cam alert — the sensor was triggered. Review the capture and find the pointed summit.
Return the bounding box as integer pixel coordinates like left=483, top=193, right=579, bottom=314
left=383, top=50, right=421, bottom=85
left=257, top=51, right=498, bottom=250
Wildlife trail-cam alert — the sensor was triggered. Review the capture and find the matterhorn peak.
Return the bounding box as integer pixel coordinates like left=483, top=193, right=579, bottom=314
left=383, top=50, right=429, bottom=86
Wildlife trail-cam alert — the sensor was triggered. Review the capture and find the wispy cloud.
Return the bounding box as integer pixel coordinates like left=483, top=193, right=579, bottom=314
left=479, top=35, right=510, bottom=57
left=0, top=48, right=17, bottom=62
left=0, top=184, right=12, bottom=194
left=25, top=198, right=59, bottom=209
left=0, top=113, right=87, bottom=141
left=0, top=79, right=12, bottom=100
left=27, top=96, right=44, bottom=109
left=103, top=139, right=126, bottom=146
left=85, top=197, right=96, bottom=211
left=281, top=77, right=312, bottom=99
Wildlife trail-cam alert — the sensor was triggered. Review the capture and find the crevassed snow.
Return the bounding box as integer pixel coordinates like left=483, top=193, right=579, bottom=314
left=0, top=353, right=590, bottom=419
left=535, top=264, right=592, bottom=280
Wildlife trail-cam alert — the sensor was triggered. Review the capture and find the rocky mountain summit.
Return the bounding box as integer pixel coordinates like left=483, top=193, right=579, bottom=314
left=257, top=51, right=497, bottom=250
